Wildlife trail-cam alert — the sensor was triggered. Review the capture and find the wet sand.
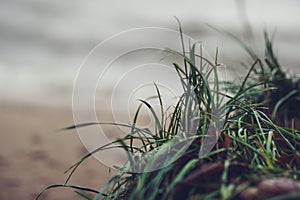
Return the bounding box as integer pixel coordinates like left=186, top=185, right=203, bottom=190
left=0, top=102, right=112, bottom=200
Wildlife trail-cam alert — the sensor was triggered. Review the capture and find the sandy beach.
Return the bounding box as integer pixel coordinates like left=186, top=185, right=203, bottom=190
left=0, top=102, right=112, bottom=200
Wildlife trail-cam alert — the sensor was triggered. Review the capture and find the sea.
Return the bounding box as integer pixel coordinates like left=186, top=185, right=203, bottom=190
left=1, top=0, right=300, bottom=111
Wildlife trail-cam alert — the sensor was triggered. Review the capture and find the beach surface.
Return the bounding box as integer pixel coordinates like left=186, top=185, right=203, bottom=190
left=0, top=102, right=112, bottom=200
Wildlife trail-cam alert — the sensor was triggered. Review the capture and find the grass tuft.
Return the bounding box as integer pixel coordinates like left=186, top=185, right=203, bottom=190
left=36, top=24, right=300, bottom=200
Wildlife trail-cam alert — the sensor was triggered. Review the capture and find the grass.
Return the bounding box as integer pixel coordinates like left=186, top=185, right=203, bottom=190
left=36, top=25, right=300, bottom=200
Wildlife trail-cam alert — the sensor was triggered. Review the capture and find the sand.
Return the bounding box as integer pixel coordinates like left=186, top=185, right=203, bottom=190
left=0, top=102, right=112, bottom=200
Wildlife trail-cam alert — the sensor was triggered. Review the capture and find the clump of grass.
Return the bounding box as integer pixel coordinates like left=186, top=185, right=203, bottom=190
left=36, top=26, right=300, bottom=200
left=224, top=30, right=300, bottom=130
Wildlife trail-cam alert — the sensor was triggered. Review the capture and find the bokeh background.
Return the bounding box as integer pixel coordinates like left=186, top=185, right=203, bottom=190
left=0, top=0, right=299, bottom=199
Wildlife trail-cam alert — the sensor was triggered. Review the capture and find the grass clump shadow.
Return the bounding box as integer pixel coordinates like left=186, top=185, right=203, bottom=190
left=36, top=25, right=300, bottom=200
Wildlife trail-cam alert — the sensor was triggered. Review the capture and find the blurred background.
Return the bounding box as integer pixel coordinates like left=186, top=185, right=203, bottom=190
left=1, top=0, right=300, bottom=107
left=0, top=0, right=299, bottom=199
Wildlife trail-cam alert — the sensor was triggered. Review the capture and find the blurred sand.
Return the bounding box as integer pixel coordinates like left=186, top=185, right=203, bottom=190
left=0, top=102, right=112, bottom=200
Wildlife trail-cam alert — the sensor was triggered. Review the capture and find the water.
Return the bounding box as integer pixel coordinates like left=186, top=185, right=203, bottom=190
left=1, top=0, right=300, bottom=108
